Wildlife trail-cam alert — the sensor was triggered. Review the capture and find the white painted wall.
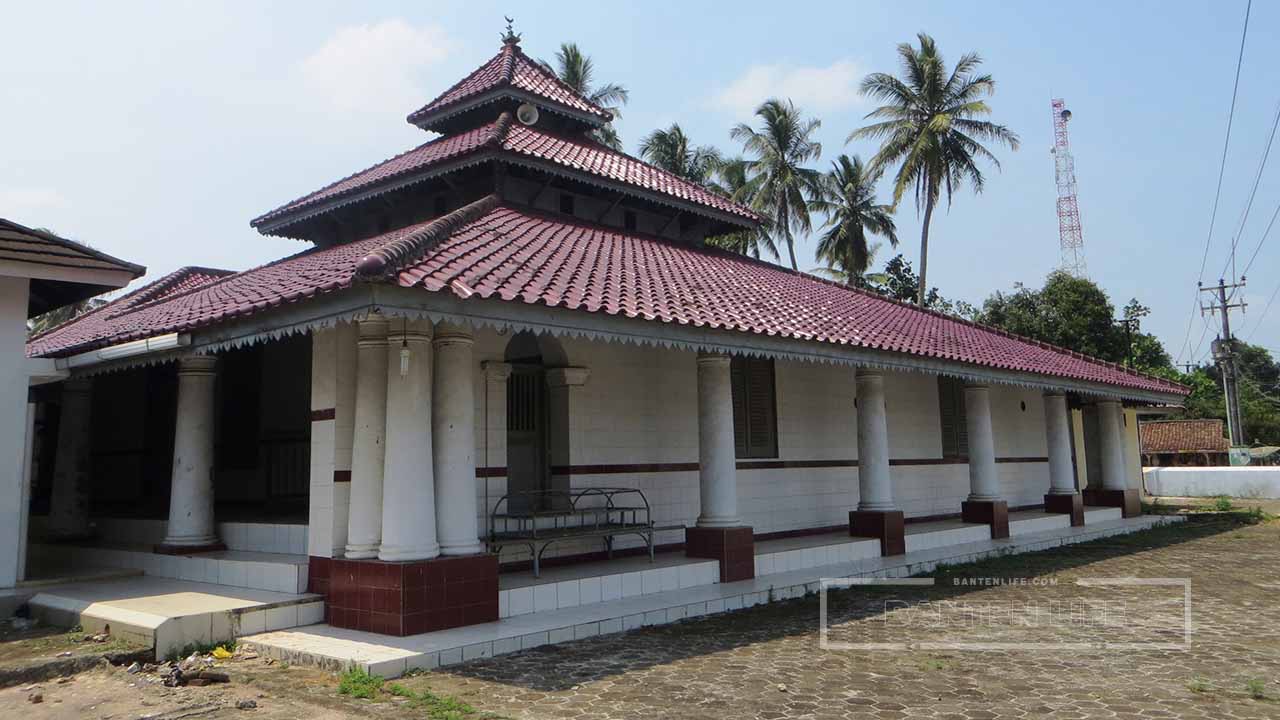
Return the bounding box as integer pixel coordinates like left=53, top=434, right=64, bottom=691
left=466, top=329, right=1052, bottom=561
left=0, top=276, right=31, bottom=587
left=1144, top=467, right=1280, bottom=499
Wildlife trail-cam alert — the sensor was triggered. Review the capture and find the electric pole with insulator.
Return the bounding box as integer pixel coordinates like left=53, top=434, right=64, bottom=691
left=1200, top=278, right=1248, bottom=446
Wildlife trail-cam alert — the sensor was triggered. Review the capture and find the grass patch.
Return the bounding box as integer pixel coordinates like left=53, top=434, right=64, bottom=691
left=1212, top=495, right=1234, bottom=512
left=918, top=657, right=948, bottom=671
left=1187, top=677, right=1213, bottom=694
left=1247, top=677, right=1267, bottom=700
left=338, top=667, right=384, bottom=699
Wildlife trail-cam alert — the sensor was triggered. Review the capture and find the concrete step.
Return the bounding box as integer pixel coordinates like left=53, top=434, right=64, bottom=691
left=243, top=514, right=1184, bottom=679
left=30, top=543, right=308, bottom=594
left=25, top=577, right=323, bottom=661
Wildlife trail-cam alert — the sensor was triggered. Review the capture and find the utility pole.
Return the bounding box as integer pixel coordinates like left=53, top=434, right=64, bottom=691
left=1200, top=278, right=1248, bottom=446
left=1114, top=317, right=1138, bottom=367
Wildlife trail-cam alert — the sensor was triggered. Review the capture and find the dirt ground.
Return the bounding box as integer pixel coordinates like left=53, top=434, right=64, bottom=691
left=1, top=500, right=1277, bottom=720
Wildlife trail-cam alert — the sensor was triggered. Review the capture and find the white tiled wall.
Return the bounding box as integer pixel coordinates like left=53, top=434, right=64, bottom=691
left=498, top=560, right=719, bottom=619
left=458, top=330, right=1057, bottom=562
left=82, top=517, right=309, bottom=556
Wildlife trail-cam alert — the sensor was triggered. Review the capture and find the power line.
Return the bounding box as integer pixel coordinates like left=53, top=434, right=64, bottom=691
left=1219, top=95, right=1280, bottom=285
left=1238, top=195, right=1280, bottom=279
left=1176, top=0, right=1252, bottom=364
left=1246, top=280, right=1280, bottom=341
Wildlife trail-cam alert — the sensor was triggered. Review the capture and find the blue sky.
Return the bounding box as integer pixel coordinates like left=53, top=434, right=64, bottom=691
left=4, top=1, right=1278, bottom=365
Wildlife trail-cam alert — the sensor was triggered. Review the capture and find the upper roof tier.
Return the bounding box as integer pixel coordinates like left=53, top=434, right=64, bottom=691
left=406, top=36, right=613, bottom=133
left=251, top=113, right=760, bottom=232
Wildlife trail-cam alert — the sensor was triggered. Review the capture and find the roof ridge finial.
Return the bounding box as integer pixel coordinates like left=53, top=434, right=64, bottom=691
left=501, top=16, right=521, bottom=46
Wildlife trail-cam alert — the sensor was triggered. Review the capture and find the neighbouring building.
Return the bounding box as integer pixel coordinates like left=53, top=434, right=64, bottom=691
left=1139, top=419, right=1230, bottom=467
left=17, top=32, right=1187, bottom=648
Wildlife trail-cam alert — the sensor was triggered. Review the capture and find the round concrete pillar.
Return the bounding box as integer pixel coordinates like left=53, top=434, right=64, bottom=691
left=433, top=322, right=483, bottom=556
left=344, top=316, right=389, bottom=559
left=696, top=354, right=741, bottom=528
left=378, top=319, right=440, bottom=561
left=160, top=356, right=221, bottom=549
left=1097, top=400, right=1128, bottom=491
left=963, top=384, right=1000, bottom=501
left=855, top=370, right=895, bottom=511
left=1044, top=393, right=1076, bottom=494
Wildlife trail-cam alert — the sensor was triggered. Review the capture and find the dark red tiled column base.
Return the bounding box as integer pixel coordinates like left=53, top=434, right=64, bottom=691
left=1044, top=492, right=1085, bottom=526
left=961, top=499, right=1010, bottom=539
left=849, top=510, right=905, bottom=556
left=153, top=541, right=226, bottom=555
left=325, top=554, right=498, bottom=636
left=685, top=526, right=755, bottom=582
left=1082, top=488, right=1142, bottom=518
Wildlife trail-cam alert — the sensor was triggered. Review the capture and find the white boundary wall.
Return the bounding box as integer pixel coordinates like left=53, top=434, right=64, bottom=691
left=1144, top=466, right=1280, bottom=499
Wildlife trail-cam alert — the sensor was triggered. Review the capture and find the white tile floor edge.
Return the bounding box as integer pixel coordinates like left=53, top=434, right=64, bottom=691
left=499, top=560, right=720, bottom=619
left=242, top=514, right=1185, bottom=679
left=28, top=516, right=309, bottom=556
left=29, top=543, right=309, bottom=594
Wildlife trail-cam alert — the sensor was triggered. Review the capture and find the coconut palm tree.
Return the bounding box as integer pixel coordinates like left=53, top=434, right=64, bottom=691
left=849, top=33, right=1019, bottom=305
left=731, top=99, right=824, bottom=271
left=705, top=156, right=777, bottom=260
left=638, top=124, right=722, bottom=185
left=810, top=241, right=890, bottom=287
left=542, top=43, right=628, bottom=149
left=809, top=154, right=897, bottom=286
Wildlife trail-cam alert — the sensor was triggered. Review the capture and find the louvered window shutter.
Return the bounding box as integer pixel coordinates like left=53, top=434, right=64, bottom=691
left=730, top=357, right=778, bottom=459
left=937, top=377, right=969, bottom=459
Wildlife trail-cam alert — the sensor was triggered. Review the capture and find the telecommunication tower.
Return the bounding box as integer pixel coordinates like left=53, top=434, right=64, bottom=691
left=1051, top=99, right=1086, bottom=276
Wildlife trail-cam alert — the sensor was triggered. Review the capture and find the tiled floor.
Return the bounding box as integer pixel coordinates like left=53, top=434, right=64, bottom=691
left=28, top=542, right=309, bottom=594
left=244, top=513, right=1183, bottom=678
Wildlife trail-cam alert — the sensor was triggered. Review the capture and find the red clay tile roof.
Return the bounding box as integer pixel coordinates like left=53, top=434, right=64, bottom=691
left=406, top=41, right=612, bottom=129
left=1140, top=420, right=1229, bottom=453
left=252, top=115, right=757, bottom=228
left=31, top=199, right=1189, bottom=399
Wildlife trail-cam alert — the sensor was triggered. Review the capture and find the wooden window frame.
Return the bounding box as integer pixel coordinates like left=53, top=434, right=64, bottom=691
left=731, top=356, right=779, bottom=459
left=938, top=376, right=969, bottom=460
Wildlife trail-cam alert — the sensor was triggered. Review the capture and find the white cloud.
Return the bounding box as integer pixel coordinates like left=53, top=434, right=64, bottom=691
left=299, top=19, right=452, bottom=114
left=711, top=59, right=864, bottom=118
left=0, top=187, right=68, bottom=215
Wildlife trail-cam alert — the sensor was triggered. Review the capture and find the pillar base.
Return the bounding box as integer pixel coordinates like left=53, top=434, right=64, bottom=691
left=961, top=499, right=1009, bottom=539
left=685, top=526, right=754, bottom=582
left=324, top=553, right=498, bottom=636
left=1082, top=488, right=1142, bottom=518
left=1044, top=492, right=1085, bottom=526
left=154, top=541, right=226, bottom=555
left=849, top=510, right=905, bottom=556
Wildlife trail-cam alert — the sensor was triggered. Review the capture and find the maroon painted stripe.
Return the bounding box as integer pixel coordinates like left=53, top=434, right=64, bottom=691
left=333, top=470, right=351, bottom=483
left=479, top=456, right=1049, bottom=478
left=310, top=408, right=336, bottom=422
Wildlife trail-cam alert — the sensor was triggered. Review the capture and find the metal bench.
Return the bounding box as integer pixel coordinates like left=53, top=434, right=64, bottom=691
left=487, top=487, right=660, bottom=577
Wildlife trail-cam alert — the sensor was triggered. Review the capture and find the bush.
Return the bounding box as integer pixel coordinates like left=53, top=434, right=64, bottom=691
left=1213, top=495, right=1234, bottom=512
left=338, top=667, right=383, bottom=699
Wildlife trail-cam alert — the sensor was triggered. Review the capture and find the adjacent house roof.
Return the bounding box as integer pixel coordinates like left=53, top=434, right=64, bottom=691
left=0, top=218, right=146, bottom=317
left=1139, top=419, right=1229, bottom=454
left=406, top=38, right=612, bottom=131
left=251, top=114, right=758, bottom=231
left=30, top=197, right=1188, bottom=399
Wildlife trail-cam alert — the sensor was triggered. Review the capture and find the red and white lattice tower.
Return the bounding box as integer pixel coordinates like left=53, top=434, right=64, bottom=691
left=1051, top=98, right=1086, bottom=276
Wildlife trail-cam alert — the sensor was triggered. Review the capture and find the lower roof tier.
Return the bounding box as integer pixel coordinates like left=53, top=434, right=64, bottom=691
left=29, top=197, right=1186, bottom=400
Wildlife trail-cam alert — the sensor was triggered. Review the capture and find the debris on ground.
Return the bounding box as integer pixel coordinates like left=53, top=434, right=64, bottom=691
left=235, top=699, right=257, bottom=709
left=27, top=692, right=42, bottom=704
left=212, top=646, right=233, bottom=660
left=56, top=651, right=72, bottom=657
left=127, top=662, right=142, bottom=674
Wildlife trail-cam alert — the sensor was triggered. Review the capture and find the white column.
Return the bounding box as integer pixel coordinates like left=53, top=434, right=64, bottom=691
left=344, top=316, right=389, bottom=559
left=696, top=354, right=741, bottom=527
left=1097, top=400, right=1128, bottom=491
left=48, top=377, right=94, bottom=538
left=0, top=276, right=31, bottom=588
left=433, top=322, right=483, bottom=556
left=963, top=384, right=1000, bottom=501
left=855, top=370, right=895, bottom=511
left=1044, top=392, right=1076, bottom=494
left=160, top=355, right=220, bottom=548
left=379, top=319, right=439, bottom=561
left=331, top=321, right=358, bottom=555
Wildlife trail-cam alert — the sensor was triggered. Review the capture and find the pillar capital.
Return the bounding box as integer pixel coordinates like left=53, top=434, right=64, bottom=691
left=855, top=368, right=883, bottom=382
left=433, top=321, right=474, bottom=348
left=387, top=317, right=433, bottom=345
left=546, top=366, right=590, bottom=388
left=482, top=361, right=513, bottom=383
left=177, top=354, right=218, bottom=375
left=696, top=352, right=732, bottom=369
left=357, top=315, right=390, bottom=346
left=963, top=381, right=990, bottom=391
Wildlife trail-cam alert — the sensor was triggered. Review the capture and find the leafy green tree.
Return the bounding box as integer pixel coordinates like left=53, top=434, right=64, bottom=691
left=705, top=156, right=776, bottom=260
left=977, top=271, right=1121, bottom=360
left=638, top=124, right=722, bottom=185
left=868, top=254, right=977, bottom=318
left=542, top=43, right=628, bottom=149
left=731, top=98, right=824, bottom=271
left=850, top=33, right=1019, bottom=305
left=811, top=242, right=890, bottom=287
left=808, top=154, right=897, bottom=285
left=1180, top=346, right=1280, bottom=446
left=28, top=297, right=106, bottom=337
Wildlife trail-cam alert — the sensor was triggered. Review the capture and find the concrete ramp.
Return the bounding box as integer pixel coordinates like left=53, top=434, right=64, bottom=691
left=27, top=576, right=323, bottom=660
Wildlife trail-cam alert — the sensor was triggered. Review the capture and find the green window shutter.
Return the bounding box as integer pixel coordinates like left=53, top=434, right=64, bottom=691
left=731, top=358, right=748, bottom=457
left=938, top=377, right=969, bottom=459
left=730, top=357, right=778, bottom=459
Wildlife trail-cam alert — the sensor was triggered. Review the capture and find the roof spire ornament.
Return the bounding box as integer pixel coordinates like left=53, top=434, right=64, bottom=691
left=501, top=16, right=521, bottom=46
